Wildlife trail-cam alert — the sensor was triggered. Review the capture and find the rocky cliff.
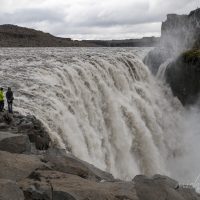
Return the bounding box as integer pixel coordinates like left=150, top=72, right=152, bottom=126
left=166, top=49, right=200, bottom=105
left=0, top=25, right=96, bottom=47
left=0, top=111, right=200, bottom=200
left=144, top=8, right=200, bottom=105
left=161, top=9, right=200, bottom=54
left=144, top=8, right=200, bottom=74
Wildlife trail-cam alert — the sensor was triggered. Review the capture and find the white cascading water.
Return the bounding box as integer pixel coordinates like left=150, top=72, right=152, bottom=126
left=0, top=47, right=199, bottom=183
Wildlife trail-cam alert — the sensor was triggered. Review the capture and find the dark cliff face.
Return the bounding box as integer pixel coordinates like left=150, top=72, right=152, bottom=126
left=0, top=24, right=95, bottom=47
left=161, top=9, right=200, bottom=53
left=144, top=8, right=200, bottom=105
left=166, top=50, right=200, bottom=105
left=144, top=8, right=200, bottom=75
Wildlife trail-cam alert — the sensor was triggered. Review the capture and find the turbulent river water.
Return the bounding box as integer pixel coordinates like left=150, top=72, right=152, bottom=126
left=0, top=47, right=199, bottom=184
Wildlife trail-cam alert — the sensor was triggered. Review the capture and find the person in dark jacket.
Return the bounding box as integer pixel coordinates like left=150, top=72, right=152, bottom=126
left=6, top=87, right=14, bottom=113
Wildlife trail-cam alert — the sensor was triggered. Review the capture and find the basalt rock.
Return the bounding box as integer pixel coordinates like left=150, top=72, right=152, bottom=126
left=19, top=170, right=138, bottom=200
left=144, top=8, right=200, bottom=74
left=0, top=112, right=51, bottom=150
left=165, top=49, right=200, bottom=105
left=133, top=174, right=200, bottom=200
left=19, top=171, right=200, bottom=200
left=0, top=132, right=31, bottom=153
left=44, top=148, right=115, bottom=182
left=0, top=179, right=24, bottom=200
left=0, top=150, right=48, bottom=181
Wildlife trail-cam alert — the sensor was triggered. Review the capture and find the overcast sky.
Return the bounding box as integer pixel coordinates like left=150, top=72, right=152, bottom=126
left=0, top=0, right=199, bottom=40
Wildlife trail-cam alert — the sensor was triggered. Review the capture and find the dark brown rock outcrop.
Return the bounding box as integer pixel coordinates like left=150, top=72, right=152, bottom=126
left=165, top=49, right=200, bottom=105
left=0, top=112, right=51, bottom=151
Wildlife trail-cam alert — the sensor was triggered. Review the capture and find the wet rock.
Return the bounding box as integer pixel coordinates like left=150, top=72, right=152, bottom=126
left=34, top=135, right=50, bottom=150
left=19, top=170, right=138, bottom=200
left=17, top=115, right=51, bottom=150
left=0, top=122, right=10, bottom=129
left=133, top=174, right=200, bottom=200
left=178, top=186, right=200, bottom=200
left=0, top=151, right=48, bottom=181
left=165, top=49, right=200, bottom=105
left=0, top=131, right=31, bottom=153
left=0, top=179, right=24, bottom=200
left=45, top=148, right=114, bottom=181
left=144, top=8, right=200, bottom=74
left=19, top=170, right=200, bottom=200
left=0, top=112, right=51, bottom=150
left=19, top=178, right=52, bottom=200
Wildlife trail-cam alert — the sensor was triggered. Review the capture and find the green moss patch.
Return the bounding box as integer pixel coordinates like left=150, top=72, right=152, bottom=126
left=182, top=49, right=200, bottom=63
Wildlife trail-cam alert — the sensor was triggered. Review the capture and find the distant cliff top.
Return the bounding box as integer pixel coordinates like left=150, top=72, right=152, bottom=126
left=84, top=36, right=160, bottom=47
left=0, top=24, right=159, bottom=47
left=189, top=8, right=200, bottom=16
left=0, top=24, right=96, bottom=47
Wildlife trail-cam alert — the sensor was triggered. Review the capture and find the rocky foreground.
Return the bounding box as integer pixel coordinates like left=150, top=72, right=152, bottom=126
left=0, top=112, right=199, bottom=200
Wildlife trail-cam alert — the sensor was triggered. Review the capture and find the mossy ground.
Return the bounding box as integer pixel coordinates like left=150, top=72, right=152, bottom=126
left=182, top=49, right=200, bottom=63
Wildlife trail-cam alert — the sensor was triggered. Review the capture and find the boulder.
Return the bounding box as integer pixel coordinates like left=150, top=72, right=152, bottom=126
left=16, top=115, right=51, bottom=150
left=0, top=112, right=51, bottom=150
left=0, top=179, right=24, bottom=200
left=0, top=151, right=48, bottom=181
left=45, top=148, right=114, bottom=181
left=178, top=186, right=200, bottom=200
left=133, top=174, right=200, bottom=200
left=0, top=131, right=31, bottom=153
left=19, top=170, right=138, bottom=200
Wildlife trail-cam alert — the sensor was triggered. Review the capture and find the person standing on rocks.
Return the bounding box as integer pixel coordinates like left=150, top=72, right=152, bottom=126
left=0, top=88, right=4, bottom=112
left=6, top=87, right=14, bottom=113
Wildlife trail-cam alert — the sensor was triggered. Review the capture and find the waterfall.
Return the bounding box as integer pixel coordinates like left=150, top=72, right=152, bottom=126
left=156, top=59, right=172, bottom=80
left=0, top=47, right=188, bottom=180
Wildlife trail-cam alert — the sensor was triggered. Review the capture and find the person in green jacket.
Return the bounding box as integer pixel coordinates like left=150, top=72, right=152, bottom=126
left=0, top=88, right=4, bottom=112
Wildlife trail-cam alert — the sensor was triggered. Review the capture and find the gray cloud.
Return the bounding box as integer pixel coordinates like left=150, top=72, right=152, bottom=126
left=0, top=8, right=66, bottom=24
left=0, top=0, right=198, bottom=39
